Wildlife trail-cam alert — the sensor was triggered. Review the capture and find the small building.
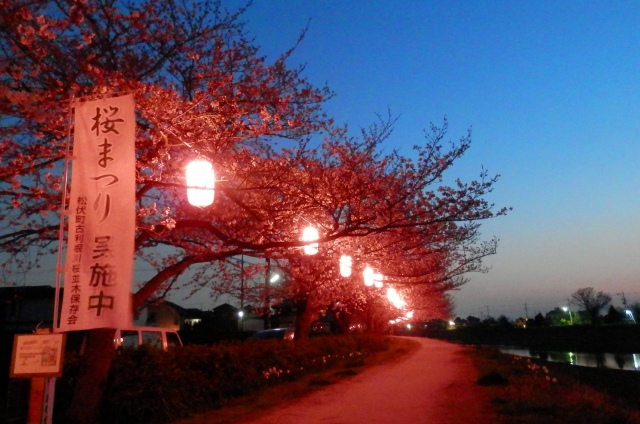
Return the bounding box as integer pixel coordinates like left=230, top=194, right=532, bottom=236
left=134, top=301, right=181, bottom=331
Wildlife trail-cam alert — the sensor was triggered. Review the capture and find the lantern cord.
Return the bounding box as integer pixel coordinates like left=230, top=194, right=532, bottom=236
left=297, top=214, right=314, bottom=225
left=64, top=88, right=140, bottom=104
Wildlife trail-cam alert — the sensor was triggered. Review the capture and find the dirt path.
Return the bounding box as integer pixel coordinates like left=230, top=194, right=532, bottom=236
left=237, top=337, right=496, bottom=424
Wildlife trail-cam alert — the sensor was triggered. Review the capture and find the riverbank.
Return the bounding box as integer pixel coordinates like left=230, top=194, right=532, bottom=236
left=466, top=345, right=640, bottom=423
left=434, top=324, right=640, bottom=353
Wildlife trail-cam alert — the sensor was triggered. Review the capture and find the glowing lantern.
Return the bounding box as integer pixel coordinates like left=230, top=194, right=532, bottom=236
left=387, top=287, right=407, bottom=309
left=301, top=226, right=319, bottom=255
left=387, top=288, right=397, bottom=301
left=373, top=273, right=383, bottom=288
left=363, top=266, right=374, bottom=286
left=339, top=255, right=352, bottom=277
left=186, top=160, right=214, bottom=206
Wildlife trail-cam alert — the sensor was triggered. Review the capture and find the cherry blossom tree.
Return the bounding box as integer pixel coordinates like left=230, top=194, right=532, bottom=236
left=0, top=0, right=505, bottom=318
left=1, top=1, right=333, bottom=421
left=268, top=117, right=504, bottom=336
left=0, top=0, right=331, bottom=288
left=1, top=0, right=508, bottom=421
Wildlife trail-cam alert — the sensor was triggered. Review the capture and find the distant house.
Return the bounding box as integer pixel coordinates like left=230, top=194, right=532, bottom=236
left=162, top=301, right=215, bottom=330
left=134, top=301, right=182, bottom=331
left=213, top=303, right=240, bottom=332
left=0, top=286, right=189, bottom=332
left=211, top=303, right=269, bottom=332
left=271, top=300, right=296, bottom=329
left=0, top=286, right=281, bottom=335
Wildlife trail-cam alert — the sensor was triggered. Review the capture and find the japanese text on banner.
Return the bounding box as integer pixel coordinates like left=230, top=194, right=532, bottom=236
left=60, top=94, right=135, bottom=331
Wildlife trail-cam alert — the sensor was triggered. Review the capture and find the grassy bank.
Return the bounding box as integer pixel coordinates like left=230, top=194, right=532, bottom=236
left=466, top=346, right=640, bottom=423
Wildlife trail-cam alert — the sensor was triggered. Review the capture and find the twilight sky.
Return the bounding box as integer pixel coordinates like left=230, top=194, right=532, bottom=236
left=218, top=0, right=640, bottom=319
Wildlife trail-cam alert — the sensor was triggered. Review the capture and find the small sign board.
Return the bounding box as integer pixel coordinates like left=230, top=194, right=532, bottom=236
left=10, top=333, right=66, bottom=378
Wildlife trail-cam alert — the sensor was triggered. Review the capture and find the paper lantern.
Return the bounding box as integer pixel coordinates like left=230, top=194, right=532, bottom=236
left=186, top=160, right=214, bottom=206
left=339, top=255, right=352, bottom=277
left=387, top=287, right=406, bottom=309
left=363, top=266, right=374, bottom=286
left=373, top=273, right=383, bottom=288
left=301, top=226, right=319, bottom=255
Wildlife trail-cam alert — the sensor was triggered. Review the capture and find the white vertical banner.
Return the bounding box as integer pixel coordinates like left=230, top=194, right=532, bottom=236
left=60, top=94, right=135, bottom=332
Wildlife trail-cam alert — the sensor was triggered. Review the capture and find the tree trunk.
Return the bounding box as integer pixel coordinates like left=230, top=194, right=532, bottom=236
left=365, top=304, right=374, bottom=333
left=372, top=314, right=387, bottom=334
left=332, top=309, right=351, bottom=334
left=294, top=297, right=313, bottom=341
left=65, top=329, right=116, bottom=424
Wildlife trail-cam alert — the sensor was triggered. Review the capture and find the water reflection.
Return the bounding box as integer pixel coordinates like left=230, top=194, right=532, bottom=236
left=498, top=347, right=640, bottom=371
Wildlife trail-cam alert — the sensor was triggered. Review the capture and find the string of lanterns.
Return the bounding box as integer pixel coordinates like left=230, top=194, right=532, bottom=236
left=186, top=160, right=412, bottom=326
left=185, top=159, right=399, bottom=295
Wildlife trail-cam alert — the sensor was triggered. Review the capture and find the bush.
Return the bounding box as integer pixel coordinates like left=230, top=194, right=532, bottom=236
left=97, top=334, right=387, bottom=423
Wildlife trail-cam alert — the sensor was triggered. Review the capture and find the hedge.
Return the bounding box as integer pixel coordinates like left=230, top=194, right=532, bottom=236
left=65, top=334, right=389, bottom=424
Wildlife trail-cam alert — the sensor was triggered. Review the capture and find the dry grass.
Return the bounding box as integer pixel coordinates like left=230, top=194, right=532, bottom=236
left=466, top=346, right=640, bottom=424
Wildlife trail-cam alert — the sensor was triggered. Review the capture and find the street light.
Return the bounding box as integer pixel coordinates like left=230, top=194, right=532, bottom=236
left=264, top=257, right=281, bottom=330
left=626, top=309, right=637, bottom=324
left=562, top=307, right=573, bottom=325
left=238, top=310, right=244, bottom=332
left=186, top=160, right=214, bottom=206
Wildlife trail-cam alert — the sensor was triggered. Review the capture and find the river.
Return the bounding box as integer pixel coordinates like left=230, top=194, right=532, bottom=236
left=498, top=346, right=640, bottom=371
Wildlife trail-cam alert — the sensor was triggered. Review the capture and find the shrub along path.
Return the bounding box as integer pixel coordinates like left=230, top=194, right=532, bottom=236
left=233, top=337, right=496, bottom=424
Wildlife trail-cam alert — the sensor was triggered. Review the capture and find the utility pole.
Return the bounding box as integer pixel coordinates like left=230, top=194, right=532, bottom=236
left=618, top=291, right=628, bottom=308
left=239, top=255, right=244, bottom=310
left=264, top=258, right=271, bottom=330
left=524, top=303, right=529, bottom=319
left=239, top=255, right=244, bottom=332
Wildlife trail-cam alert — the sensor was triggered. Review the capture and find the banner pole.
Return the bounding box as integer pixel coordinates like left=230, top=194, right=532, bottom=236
left=45, top=94, right=74, bottom=424
left=53, top=94, right=74, bottom=332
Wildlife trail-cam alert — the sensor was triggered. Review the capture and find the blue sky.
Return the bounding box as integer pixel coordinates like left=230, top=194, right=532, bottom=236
left=20, top=1, right=638, bottom=320
left=218, top=1, right=640, bottom=319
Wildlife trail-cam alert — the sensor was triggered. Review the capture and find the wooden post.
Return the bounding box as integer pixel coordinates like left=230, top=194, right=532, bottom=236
left=28, top=378, right=45, bottom=424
